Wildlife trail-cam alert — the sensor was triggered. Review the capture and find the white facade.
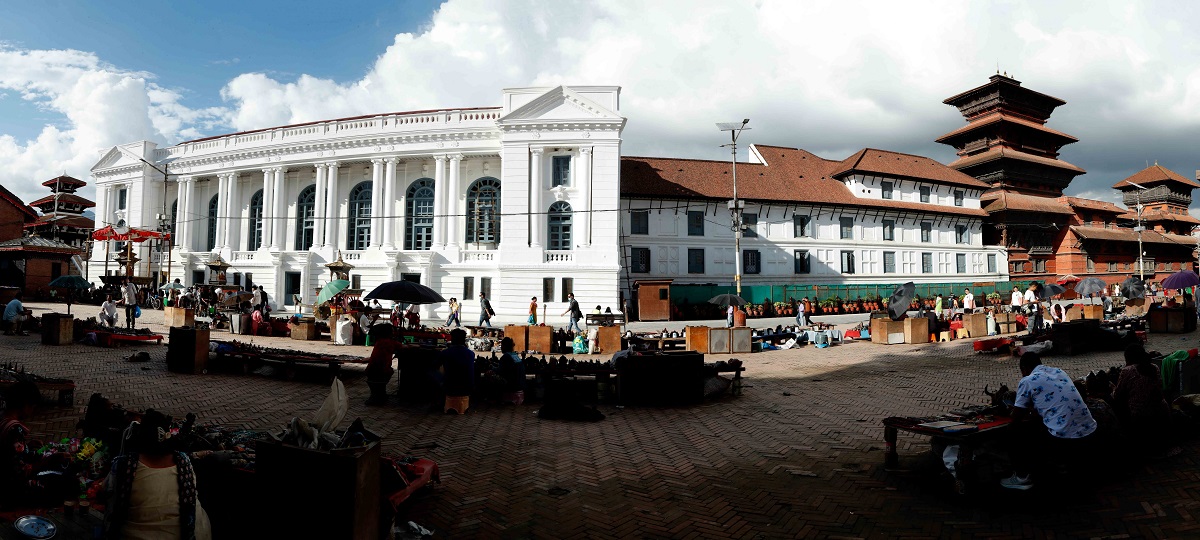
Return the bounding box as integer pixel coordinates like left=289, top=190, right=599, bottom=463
left=88, top=86, right=626, bottom=322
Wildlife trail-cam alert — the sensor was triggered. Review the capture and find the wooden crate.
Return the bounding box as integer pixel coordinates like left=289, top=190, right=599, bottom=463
left=871, top=318, right=903, bottom=344
left=167, top=327, right=208, bottom=375
left=597, top=326, right=622, bottom=354
left=528, top=325, right=553, bottom=354
left=964, top=312, right=989, bottom=337
left=1082, top=304, right=1104, bottom=320
left=708, top=328, right=731, bottom=354
left=40, top=313, right=74, bottom=346
left=164, top=306, right=195, bottom=328
left=904, top=317, right=929, bottom=344
left=505, top=325, right=528, bottom=351
left=731, top=327, right=752, bottom=353
left=257, top=440, right=380, bottom=540
left=685, top=326, right=709, bottom=353
left=290, top=320, right=319, bottom=340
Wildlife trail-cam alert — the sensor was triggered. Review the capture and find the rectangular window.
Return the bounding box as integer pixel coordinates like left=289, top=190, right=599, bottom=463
left=1033, top=259, right=1046, bottom=273
left=1086, top=257, right=1095, bottom=273
left=956, top=253, right=966, bottom=274
left=883, top=220, right=895, bottom=241
left=922, top=253, right=933, bottom=274
left=631, top=247, right=651, bottom=273
left=953, top=190, right=964, bottom=206
left=552, top=155, right=571, bottom=187
left=480, top=277, right=492, bottom=299
left=1107, top=262, right=1118, bottom=272
left=118, top=188, right=127, bottom=210
left=840, top=250, right=856, bottom=274
left=630, top=211, right=649, bottom=235
left=463, top=277, right=474, bottom=299
left=742, top=213, right=757, bottom=238
left=743, top=250, right=761, bottom=274
left=987, top=254, right=997, bottom=273
left=793, top=215, right=810, bottom=238
left=794, top=250, right=810, bottom=274
left=543, top=277, right=555, bottom=303
left=561, top=277, right=573, bottom=302
left=351, top=274, right=362, bottom=290
left=955, top=225, right=968, bottom=244
left=881, top=181, right=893, bottom=200
left=921, top=222, right=932, bottom=243
left=687, top=248, right=705, bottom=274
left=687, top=211, right=704, bottom=236
left=840, top=217, right=854, bottom=239
left=920, top=186, right=931, bottom=203
left=883, top=251, right=896, bottom=273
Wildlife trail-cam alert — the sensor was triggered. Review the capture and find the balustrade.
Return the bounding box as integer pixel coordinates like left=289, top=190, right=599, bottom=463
left=544, top=251, right=574, bottom=263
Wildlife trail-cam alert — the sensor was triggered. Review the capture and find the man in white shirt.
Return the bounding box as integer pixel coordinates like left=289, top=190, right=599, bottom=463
left=98, top=295, right=119, bottom=327
left=121, top=279, right=139, bottom=329
left=1023, top=284, right=1043, bottom=334
left=1010, top=286, right=1023, bottom=313
left=962, top=288, right=976, bottom=312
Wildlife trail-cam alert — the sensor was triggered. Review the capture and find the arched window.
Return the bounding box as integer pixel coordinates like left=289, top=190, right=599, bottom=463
left=115, top=219, right=127, bottom=254
left=206, top=194, right=219, bottom=251
left=347, top=181, right=372, bottom=250
left=405, top=179, right=435, bottom=250
left=466, top=177, right=501, bottom=245
left=248, top=189, right=264, bottom=250
left=295, top=185, right=316, bottom=250
left=547, top=201, right=573, bottom=251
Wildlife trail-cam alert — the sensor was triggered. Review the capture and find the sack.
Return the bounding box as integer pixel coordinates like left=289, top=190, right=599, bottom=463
left=573, top=335, right=588, bottom=354
left=488, top=308, right=496, bottom=317
left=134, top=306, right=142, bottom=319
left=528, top=315, right=536, bottom=324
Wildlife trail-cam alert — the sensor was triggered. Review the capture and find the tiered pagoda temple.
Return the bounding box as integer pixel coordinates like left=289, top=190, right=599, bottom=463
left=26, top=175, right=95, bottom=253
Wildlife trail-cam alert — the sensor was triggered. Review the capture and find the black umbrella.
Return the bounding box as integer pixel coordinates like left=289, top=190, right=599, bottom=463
left=1073, top=277, right=1108, bottom=296
left=48, top=275, right=91, bottom=315
left=1121, top=277, right=1146, bottom=299
left=887, top=282, right=915, bottom=321
left=364, top=280, right=446, bottom=305
left=708, top=294, right=747, bottom=307
left=1037, top=283, right=1067, bottom=300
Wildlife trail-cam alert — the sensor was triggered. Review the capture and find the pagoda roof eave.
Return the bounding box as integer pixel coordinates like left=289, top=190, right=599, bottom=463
left=935, top=112, right=1079, bottom=145
left=943, top=75, right=1067, bottom=108
left=949, top=146, right=1086, bottom=175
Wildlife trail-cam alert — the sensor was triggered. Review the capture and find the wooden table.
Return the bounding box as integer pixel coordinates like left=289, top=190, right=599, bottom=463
left=883, top=414, right=1012, bottom=494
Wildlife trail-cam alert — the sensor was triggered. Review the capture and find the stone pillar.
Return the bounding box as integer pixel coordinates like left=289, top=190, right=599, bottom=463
left=530, top=148, right=544, bottom=249
left=227, top=173, right=241, bottom=251
left=272, top=167, right=288, bottom=250
left=213, top=175, right=227, bottom=251
left=174, top=180, right=186, bottom=247
left=369, top=158, right=384, bottom=248
left=382, top=158, right=398, bottom=249
left=324, top=162, right=340, bottom=249
left=433, top=155, right=447, bottom=248
left=312, top=164, right=327, bottom=251
left=578, top=147, right=592, bottom=247
left=260, top=168, right=273, bottom=250
left=447, top=154, right=462, bottom=249
left=183, top=176, right=196, bottom=251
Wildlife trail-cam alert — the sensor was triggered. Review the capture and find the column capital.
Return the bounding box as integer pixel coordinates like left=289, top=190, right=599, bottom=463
left=370, top=158, right=385, bottom=166
left=448, top=153, right=464, bottom=162
left=579, top=146, right=593, bottom=155
left=181, top=175, right=196, bottom=183
left=530, top=147, right=545, bottom=156
left=261, top=167, right=276, bottom=175
left=433, top=154, right=448, bottom=163
left=314, top=163, right=327, bottom=171
left=383, top=156, right=400, bottom=165
left=324, top=161, right=341, bottom=169
left=277, top=166, right=289, bottom=174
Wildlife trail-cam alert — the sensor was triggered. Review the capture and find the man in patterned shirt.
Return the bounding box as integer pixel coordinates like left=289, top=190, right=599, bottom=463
left=1001, top=352, right=1097, bottom=490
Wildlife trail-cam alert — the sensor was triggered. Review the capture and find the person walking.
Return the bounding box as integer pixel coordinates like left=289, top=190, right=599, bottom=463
left=121, top=279, right=139, bottom=329
left=726, top=304, right=735, bottom=328
left=445, top=297, right=461, bottom=328
left=962, top=288, right=976, bottom=312
left=795, top=299, right=806, bottom=327
left=1024, top=283, right=1043, bottom=335
left=528, top=297, right=538, bottom=325
left=561, top=293, right=583, bottom=333
left=478, top=292, right=494, bottom=328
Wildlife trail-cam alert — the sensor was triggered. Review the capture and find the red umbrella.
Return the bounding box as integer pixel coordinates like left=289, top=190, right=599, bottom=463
left=92, top=225, right=165, bottom=243
left=1056, top=275, right=1081, bottom=285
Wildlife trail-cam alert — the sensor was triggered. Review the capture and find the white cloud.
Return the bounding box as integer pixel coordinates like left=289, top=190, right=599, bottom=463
left=9, top=0, right=1200, bottom=211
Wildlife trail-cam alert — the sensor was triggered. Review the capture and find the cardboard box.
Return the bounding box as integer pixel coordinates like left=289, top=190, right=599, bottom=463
left=871, top=318, right=904, bottom=344
left=1082, top=305, right=1104, bottom=320
left=965, top=312, right=989, bottom=337
left=904, top=317, right=929, bottom=344
left=164, top=306, right=195, bottom=328
left=685, top=326, right=709, bottom=353
left=40, top=313, right=73, bottom=346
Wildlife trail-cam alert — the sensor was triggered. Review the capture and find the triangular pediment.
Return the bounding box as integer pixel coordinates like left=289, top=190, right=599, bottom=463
left=91, top=146, right=141, bottom=172
left=499, top=86, right=621, bottom=123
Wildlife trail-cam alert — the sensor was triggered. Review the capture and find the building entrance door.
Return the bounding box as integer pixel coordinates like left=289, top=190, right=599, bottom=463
left=284, top=272, right=301, bottom=306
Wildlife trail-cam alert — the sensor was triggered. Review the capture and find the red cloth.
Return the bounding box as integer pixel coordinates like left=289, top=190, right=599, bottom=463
left=382, top=457, right=439, bottom=509
left=949, top=321, right=964, bottom=331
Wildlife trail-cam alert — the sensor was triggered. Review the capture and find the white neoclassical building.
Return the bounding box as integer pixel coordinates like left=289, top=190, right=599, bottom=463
left=88, top=86, right=626, bottom=321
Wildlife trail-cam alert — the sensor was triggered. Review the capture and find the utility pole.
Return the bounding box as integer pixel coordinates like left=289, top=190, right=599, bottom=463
left=1129, top=181, right=1149, bottom=282
left=139, top=158, right=172, bottom=284
left=717, top=120, right=750, bottom=296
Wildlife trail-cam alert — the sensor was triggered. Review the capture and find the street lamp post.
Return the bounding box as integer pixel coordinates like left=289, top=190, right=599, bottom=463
left=139, top=158, right=172, bottom=284
left=717, top=119, right=751, bottom=296
left=1129, top=181, right=1150, bottom=282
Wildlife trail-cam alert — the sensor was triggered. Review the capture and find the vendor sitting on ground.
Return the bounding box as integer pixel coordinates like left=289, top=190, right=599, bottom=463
left=364, top=324, right=401, bottom=406
left=1, top=381, right=74, bottom=508
left=99, top=295, right=120, bottom=327
left=103, top=409, right=212, bottom=540
left=439, top=329, right=476, bottom=412
left=3, top=291, right=32, bottom=336
left=1112, top=343, right=1172, bottom=447
left=498, top=337, right=525, bottom=405
left=1001, top=352, right=1097, bottom=491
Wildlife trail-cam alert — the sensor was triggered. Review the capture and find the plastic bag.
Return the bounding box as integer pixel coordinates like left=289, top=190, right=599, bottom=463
left=573, top=335, right=588, bottom=354
left=134, top=305, right=142, bottom=318
left=312, top=378, right=348, bottom=438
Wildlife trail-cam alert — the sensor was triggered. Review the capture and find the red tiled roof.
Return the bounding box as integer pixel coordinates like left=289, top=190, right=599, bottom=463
left=620, top=146, right=987, bottom=218
left=41, top=175, right=86, bottom=188
left=1112, top=164, right=1200, bottom=189
left=25, top=214, right=95, bottom=229
left=1117, top=209, right=1200, bottom=225
left=830, top=148, right=989, bottom=189
left=0, top=184, right=37, bottom=220
left=981, top=191, right=1075, bottom=215
left=1057, top=197, right=1126, bottom=214
left=1071, top=226, right=1198, bottom=245
left=935, top=112, right=1078, bottom=144
left=949, top=146, right=1086, bottom=174
left=29, top=193, right=95, bottom=208
left=0, top=235, right=81, bottom=255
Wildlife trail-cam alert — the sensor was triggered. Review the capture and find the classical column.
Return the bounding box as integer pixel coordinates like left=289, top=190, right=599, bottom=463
left=213, top=175, right=227, bottom=251
left=324, top=162, right=340, bottom=249
left=433, top=155, right=447, bottom=248
left=174, top=180, right=185, bottom=246
left=226, top=173, right=241, bottom=251
left=272, top=167, right=288, bottom=250
left=260, top=168, right=274, bottom=250
left=382, top=158, right=398, bottom=249
left=530, top=148, right=544, bottom=249
left=447, top=154, right=462, bottom=249
left=369, top=158, right=384, bottom=248
left=183, top=176, right=197, bottom=251
left=577, top=147, right=592, bottom=247
left=312, top=164, right=327, bottom=251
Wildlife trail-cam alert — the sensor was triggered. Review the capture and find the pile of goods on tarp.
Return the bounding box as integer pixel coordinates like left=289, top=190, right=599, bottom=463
left=214, top=339, right=365, bottom=364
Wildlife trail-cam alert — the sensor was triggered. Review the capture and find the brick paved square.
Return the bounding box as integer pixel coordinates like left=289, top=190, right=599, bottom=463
left=9, top=302, right=1200, bottom=538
